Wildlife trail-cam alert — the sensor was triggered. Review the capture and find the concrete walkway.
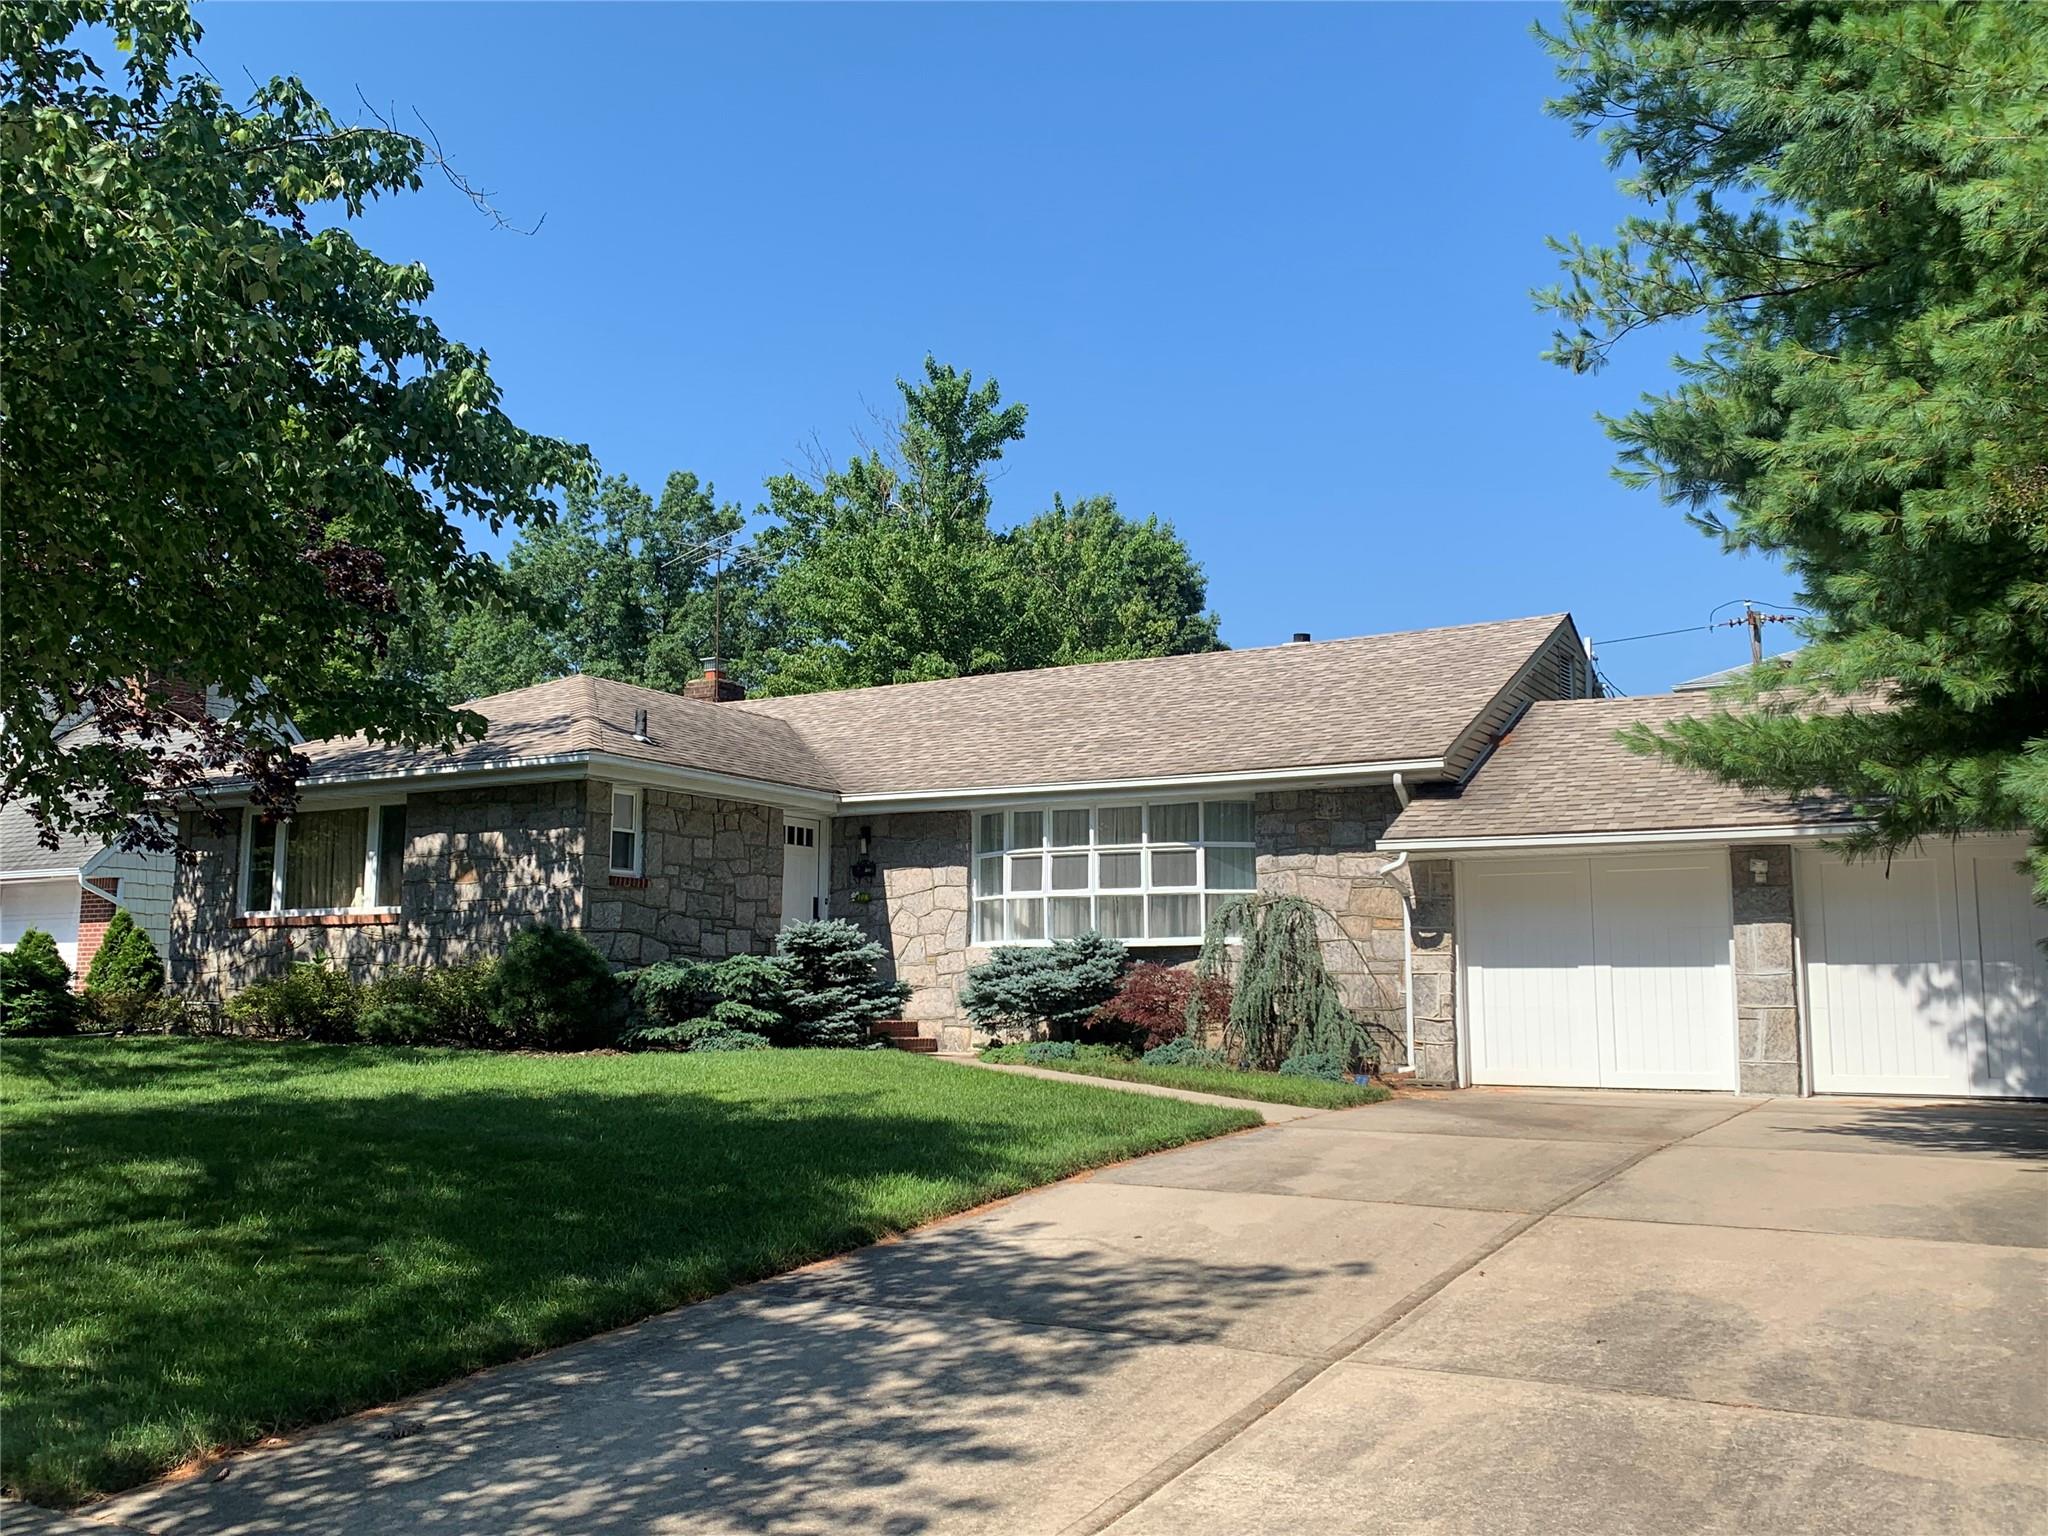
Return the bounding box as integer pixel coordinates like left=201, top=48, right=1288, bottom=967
left=81, top=1090, right=2048, bottom=1534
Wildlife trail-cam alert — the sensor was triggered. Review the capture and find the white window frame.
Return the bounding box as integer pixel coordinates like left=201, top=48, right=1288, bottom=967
left=239, top=798, right=406, bottom=917
left=971, top=798, right=1257, bottom=947
left=609, top=786, right=644, bottom=876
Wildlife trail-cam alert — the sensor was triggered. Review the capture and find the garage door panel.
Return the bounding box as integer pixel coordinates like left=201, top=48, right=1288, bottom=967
left=1959, top=846, right=2048, bottom=1098
left=0, top=878, right=82, bottom=971
left=1591, top=855, right=1735, bottom=1090
left=1463, top=860, right=1598, bottom=1087
left=1464, top=855, right=1732, bottom=1092
left=1802, top=840, right=2045, bottom=1099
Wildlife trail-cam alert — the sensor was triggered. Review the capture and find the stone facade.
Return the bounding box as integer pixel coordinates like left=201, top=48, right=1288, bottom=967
left=1254, top=787, right=1413, bottom=1069
left=830, top=810, right=978, bottom=1053
left=170, top=778, right=784, bottom=996
left=1406, top=858, right=1457, bottom=1085
left=830, top=790, right=1431, bottom=1064
left=171, top=780, right=587, bottom=997
left=1731, top=843, right=1802, bottom=1096
left=583, top=782, right=784, bottom=968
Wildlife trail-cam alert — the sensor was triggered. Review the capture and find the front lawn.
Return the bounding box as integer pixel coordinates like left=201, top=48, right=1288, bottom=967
left=978, top=1044, right=1393, bottom=1109
left=0, top=1040, right=1255, bottom=1506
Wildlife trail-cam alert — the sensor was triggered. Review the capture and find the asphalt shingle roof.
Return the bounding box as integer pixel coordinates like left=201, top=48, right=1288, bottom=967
left=300, top=675, right=840, bottom=792
left=1382, top=693, right=1858, bottom=844
left=292, top=614, right=1576, bottom=800
left=732, top=615, right=1574, bottom=796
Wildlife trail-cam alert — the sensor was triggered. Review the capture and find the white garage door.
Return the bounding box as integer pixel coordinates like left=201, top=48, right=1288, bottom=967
left=0, top=878, right=82, bottom=971
left=1462, top=852, right=1735, bottom=1091
left=1800, top=838, right=2046, bottom=1098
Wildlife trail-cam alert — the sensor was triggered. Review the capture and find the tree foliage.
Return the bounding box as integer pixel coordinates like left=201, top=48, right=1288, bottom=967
left=1538, top=0, right=2048, bottom=894
left=82, top=908, right=162, bottom=997
left=0, top=928, right=76, bottom=1037
left=425, top=470, right=773, bottom=702
left=1, top=0, right=589, bottom=848
left=1195, top=894, right=1370, bottom=1070
left=960, top=931, right=1130, bottom=1040
left=773, top=918, right=909, bottom=1048
left=754, top=359, right=1221, bottom=695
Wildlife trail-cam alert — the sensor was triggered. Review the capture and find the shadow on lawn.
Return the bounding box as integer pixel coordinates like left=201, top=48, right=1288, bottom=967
left=7, top=1069, right=1313, bottom=1529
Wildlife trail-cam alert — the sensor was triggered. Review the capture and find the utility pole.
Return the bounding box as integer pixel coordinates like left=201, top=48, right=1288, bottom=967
left=1746, top=603, right=1764, bottom=667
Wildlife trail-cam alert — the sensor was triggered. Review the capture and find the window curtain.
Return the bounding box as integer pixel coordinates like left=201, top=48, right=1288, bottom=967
left=284, top=809, right=368, bottom=910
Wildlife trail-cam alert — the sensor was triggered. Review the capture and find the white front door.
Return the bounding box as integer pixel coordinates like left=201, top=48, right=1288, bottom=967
left=779, top=818, right=822, bottom=929
left=1463, top=851, right=1735, bottom=1091
left=1801, top=838, right=2046, bottom=1098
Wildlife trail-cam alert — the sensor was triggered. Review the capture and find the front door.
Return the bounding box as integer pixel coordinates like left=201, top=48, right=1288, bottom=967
left=780, top=818, right=822, bottom=929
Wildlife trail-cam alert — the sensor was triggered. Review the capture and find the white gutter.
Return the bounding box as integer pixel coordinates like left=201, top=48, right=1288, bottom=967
left=0, top=867, right=83, bottom=885
left=836, top=758, right=1449, bottom=815
left=1379, top=822, right=1868, bottom=856
left=1373, top=850, right=1414, bottom=1070
left=211, top=750, right=839, bottom=817
left=1391, top=771, right=1410, bottom=809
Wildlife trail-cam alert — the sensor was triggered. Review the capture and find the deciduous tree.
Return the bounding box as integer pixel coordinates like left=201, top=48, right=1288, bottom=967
left=1, top=0, right=588, bottom=847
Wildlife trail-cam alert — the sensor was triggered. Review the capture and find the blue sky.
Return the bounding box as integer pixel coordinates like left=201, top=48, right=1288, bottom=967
left=190, top=1, right=1797, bottom=694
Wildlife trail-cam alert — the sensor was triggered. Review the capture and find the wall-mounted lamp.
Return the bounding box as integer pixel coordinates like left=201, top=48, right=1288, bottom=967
left=1748, top=856, right=1772, bottom=885
left=849, top=825, right=877, bottom=884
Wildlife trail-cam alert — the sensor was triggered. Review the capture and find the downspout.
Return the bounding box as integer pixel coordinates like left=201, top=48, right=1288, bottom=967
left=1375, top=849, right=1413, bottom=1071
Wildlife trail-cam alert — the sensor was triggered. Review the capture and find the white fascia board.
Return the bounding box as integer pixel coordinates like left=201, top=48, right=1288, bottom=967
left=0, top=867, right=84, bottom=884
left=583, top=753, right=839, bottom=815
left=211, top=750, right=839, bottom=817
left=833, top=759, right=1450, bottom=816
left=1378, top=822, right=1870, bottom=856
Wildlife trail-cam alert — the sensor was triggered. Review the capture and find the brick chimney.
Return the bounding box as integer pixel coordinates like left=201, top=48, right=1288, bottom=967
left=682, top=657, right=746, bottom=704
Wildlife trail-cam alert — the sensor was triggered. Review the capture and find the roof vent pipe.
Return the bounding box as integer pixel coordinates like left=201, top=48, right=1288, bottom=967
left=1291, top=632, right=1311, bottom=643
left=632, top=708, right=649, bottom=742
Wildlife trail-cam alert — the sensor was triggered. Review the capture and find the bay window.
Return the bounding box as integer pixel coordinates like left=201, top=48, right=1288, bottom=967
left=241, top=801, right=407, bottom=916
left=973, top=799, right=1256, bottom=945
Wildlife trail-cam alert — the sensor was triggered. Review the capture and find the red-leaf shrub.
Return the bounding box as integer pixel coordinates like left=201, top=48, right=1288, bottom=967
left=1089, top=963, right=1231, bottom=1050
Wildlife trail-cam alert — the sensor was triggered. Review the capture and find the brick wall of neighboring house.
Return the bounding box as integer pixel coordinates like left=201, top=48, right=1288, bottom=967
left=171, top=781, right=588, bottom=997
left=582, top=782, right=784, bottom=968
left=71, top=878, right=118, bottom=990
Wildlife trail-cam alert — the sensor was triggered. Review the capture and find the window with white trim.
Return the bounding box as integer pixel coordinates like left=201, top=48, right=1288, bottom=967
left=241, top=801, right=407, bottom=915
left=610, top=787, right=643, bottom=875
left=972, top=800, right=1256, bottom=945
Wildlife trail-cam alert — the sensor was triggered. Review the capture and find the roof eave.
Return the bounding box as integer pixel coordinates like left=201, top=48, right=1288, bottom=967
left=835, top=758, right=1450, bottom=815
left=1377, top=821, right=1868, bottom=856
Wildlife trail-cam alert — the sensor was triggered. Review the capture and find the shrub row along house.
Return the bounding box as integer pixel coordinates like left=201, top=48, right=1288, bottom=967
left=169, top=614, right=2047, bottom=1097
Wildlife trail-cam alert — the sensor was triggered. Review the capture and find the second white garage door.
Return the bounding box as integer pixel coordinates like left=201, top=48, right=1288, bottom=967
left=0, top=877, right=82, bottom=972
left=1462, top=851, right=1736, bottom=1091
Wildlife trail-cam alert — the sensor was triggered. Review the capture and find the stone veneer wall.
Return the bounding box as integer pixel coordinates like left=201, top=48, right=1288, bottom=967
left=831, top=791, right=1431, bottom=1064
left=170, top=780, right=586, bottom=997
left=1405, top=859, right=1457, bottom=1085
left=829, top=810, right=978, bottom=1053
left=1731, top=844, right=1801, bottom=1095
left=583, top=782, right=784, bottom=968
left=1253, top=787, right=1414, bottom=1069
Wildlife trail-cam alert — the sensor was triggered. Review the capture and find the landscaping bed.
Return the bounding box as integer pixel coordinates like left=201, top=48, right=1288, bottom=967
left=0, top=1039, right=1256, bottom=1507
left=977, top=1042, right=1392, bottom=1109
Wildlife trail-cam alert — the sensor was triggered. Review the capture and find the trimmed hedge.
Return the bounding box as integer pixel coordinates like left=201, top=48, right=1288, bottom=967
left=1, top=929, right=77, bottom=1037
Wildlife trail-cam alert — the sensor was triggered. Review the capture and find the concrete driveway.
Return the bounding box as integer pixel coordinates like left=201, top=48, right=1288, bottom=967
left=84, top=1088, right=2048, bottom=1535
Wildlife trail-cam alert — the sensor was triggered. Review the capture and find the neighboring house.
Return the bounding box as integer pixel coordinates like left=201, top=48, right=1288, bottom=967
left=2, top=690, right=274, bottom=987
left=166, top=612, right=2047, bottom=1098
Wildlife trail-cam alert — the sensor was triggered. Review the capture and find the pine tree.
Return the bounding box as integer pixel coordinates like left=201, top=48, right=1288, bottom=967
left=1, top=929, right=78, bottom=1036
left=84, top=909, right=164, bottom=998
left=774, top=920, right=910, bottom=1047
left=1538, top=2, right=2048, bottom=895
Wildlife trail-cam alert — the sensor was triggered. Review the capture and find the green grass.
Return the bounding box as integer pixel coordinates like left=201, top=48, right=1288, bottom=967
left=978, top=1045, right=1393, bottom=1109
left=0, top=1039, right=1257, bottom=1506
